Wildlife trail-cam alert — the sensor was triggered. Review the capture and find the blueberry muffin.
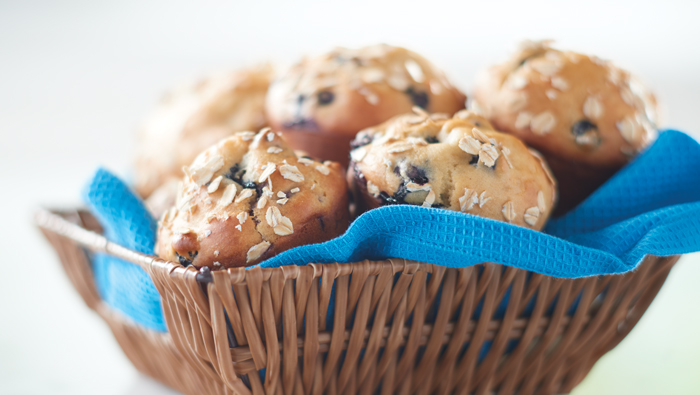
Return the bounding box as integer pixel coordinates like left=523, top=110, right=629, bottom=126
left=155, top=128, right=349, bottom=269
left=135, top=65, right=274, bottom=198
left=348, top=108, right=557, bottom=230
left=473, top=40, right=658, bottom=214
left=265, top=44, right=466, bottom=167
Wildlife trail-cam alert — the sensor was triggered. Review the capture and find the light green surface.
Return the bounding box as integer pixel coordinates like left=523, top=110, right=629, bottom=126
left=572, top=253, right=700, bottom=395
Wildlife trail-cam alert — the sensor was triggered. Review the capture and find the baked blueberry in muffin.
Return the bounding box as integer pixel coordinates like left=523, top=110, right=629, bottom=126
left=348, top=108, right=557, bottom=230
left=473, top=40, right=658, bottom=214
left=156, top=128, right=349, bottom=268
left=265, top=44, right=466, bottom=167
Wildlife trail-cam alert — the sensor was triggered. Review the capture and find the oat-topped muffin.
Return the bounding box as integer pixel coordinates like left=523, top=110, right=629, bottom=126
left=156, top=128, right=349, bottom=269
left=348, top=109, right=557, bottom=230
left=135, top=65, right=273, bottom=198
left=265, top=44, right=466, bottom=166
left=473, top=40, right=658, bottom=214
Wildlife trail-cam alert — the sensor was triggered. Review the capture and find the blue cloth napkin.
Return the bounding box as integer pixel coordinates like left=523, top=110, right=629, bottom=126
left=82, top=130, right=700, bottom=330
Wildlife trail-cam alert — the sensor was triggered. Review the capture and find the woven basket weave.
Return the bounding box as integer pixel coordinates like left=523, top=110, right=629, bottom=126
left=37, top=208, right=679, bottom=395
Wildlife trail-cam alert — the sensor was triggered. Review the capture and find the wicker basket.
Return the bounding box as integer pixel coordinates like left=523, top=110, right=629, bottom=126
left=37, top=208, right=679, bottom=395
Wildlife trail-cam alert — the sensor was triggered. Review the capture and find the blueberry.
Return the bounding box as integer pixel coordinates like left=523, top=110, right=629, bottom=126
left=378, top=191, right=399, bottom=205
left=469, top=155, right=479, bottom=165
left=405, top=87, right=429, bottom=109
left=405, top=166, right=429, bottom=185
left=351, top=134, right=374, bottom=148
left=425, top=136, right=439, bottom=144
left=317, top=91, right=334, bottom=106
left=571, top=120, right=601, bottom=148
left=571, top=120, right=598, bottom=136
left=176, top=252, right=194, bottom=267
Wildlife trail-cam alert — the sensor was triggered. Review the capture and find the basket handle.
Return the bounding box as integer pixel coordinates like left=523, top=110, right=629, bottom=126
left=35, top=208, right=167, bottom=273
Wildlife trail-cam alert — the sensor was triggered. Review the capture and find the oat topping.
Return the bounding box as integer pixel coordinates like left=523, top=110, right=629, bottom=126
left=471, top=128, right=490, bottom=143
left=214, top=250, right=219, bottom=257
left=207, top=175, right=224, bottom=193
left=479, top=144, right=499, bottom=168
left=279, top=163, right=305, bottom=182
left=311, top=184, right=315, bottom=190
left=204, top=229, right=212, bottom=237
left=617, top=116, right=638, bottom=143
left=524, top=207, right=540, bottom=226
left=531, top=60, right=561, bottom=76
left=298, top=157, right=314, bottom=166
left=235, top=188, right=254, bottom=203
left=406, top=182, right=431, bottom=192
left=404, top=59, right=425, bottom=82
left=277, top=191, right=286, bottom=198
left=500, top=146, right=514, bottom=169
left=459, top=188, right=479, bottom=212
left=583, top=96, right=603, bottom=119
left=276, top=198, right=289, bottom=205
left=258, top=162, right=277, bottom=183
left=502, top=201, right=516, bottom=222
left=358, top=87, right=380, bottom=105
left=218, top=184, right=237, bottom=208
left=422, top=188, right=436, bottom=208
left=508, top=91, right=528, bottom=112
left=506, top=74, right=529, bottom=90
left=383, top=158, right=392, bottom=168
left=550, top=76, right=569, bottom=91
left=266, top=206, right=294, bottom=236
left=515, top=112, right=533, bottom=130
left=246, top=241, right=271, bottom=263
left=367, top=181, right=380, bottom=197
left=238, top=131, right=256, bottom=141
left=190, top=154, right=225, bottom=186
left=266, top=131, right=275, bottom=141
left=257, top=194, right=269, bottom=209
left=235, top=225, right=242, bottom=231
left=290, top=187, right=300, bottom=193
left=545, top=90, right=558, bottom=100
left=315, top=164, right=330, bottom=175
left=530, top=111, right=556, bottom=135
left=237, top=211, right=248, bottom=224
left=267, top=147, right=283, bottom=154
left=350, top=147, right=368, bottom=162
left=213, top=261, right=221, bottom=267
left=387, top=143, right=414, bottom=154
left=205, top=212, right=216, bottom=223
left=459, top=136, right=482, bottom=155
left=479, top=191, right=492, bottom=208
left=537, top=191, right=546, bottom=212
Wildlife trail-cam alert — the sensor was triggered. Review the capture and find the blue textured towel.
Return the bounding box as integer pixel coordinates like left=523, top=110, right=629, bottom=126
left=82, top=130, right=700, bottom=330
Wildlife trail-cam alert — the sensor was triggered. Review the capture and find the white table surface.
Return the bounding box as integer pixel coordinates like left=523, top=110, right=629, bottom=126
left=2, top=1, right=700, bottom=394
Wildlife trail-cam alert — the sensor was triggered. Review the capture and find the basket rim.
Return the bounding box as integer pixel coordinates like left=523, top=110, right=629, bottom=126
left=34, top=207, right=443, bottom=282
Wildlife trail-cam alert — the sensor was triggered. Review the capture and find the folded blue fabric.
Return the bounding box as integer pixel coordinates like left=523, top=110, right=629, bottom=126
left=83, top=169, right=167, bottom=331
left=82, top=130, right=700, bottom=330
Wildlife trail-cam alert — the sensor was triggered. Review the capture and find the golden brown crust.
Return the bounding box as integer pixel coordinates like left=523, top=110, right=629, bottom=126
left=472, top=40, right=659, bottom=213
left=156, top=129, right=349, bottom=269
left=348, top=109, right=557, bottom=230
left=134, top=65, right=274, bottom=198
left=265, top=44, right=466, bottom=167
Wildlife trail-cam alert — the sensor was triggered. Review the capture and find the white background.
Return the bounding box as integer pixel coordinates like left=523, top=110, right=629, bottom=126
left=2, top=1, right=700, bottom=394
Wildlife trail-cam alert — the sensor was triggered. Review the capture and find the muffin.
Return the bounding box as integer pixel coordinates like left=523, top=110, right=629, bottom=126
left=155, top=128, right=349, bottom=269
left=134, top=65, right=273, bottom=198
left=473, top=40, right=658, bottom=214
left=348, top=108, right=557, bottom=230
left=265, top=44, right=466, bottom=167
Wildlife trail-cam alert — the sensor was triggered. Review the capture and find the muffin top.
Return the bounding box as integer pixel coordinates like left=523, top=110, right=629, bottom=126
left=473, top=40, right=658, bottom=169
left=156, top=128, right=349, bottom=269
left=349, top=109, right=557, bottom=230
left=265, top=44, right=466, bottom=138
left=135, top=65, right=273, bottom=197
